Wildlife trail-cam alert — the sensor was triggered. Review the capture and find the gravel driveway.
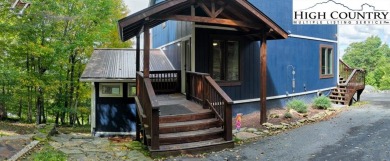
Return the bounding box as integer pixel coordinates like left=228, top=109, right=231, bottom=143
left=170, top=92, right=390, bottom=161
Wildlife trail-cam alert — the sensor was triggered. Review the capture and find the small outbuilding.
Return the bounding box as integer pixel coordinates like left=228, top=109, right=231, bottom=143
left=80, top=48, right=175, bottom=136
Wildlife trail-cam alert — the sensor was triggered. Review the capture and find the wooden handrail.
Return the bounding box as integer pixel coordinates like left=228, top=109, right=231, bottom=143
left=205, top=76, right=233, bottom=104
left=339, top=59, right=351, bottom=69
left=136, top=72, right=160, bottom=150
left=186, top=71, right=233, bottom=141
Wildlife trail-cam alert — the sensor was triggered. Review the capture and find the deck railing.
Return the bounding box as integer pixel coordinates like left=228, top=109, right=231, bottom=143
left=150, top=70, right=181, bottom=94
left=339, top=60, right=366, bottom=104
left=339, top=59, right=353, bottom=81
left=136, top=72, right=160, bottom=150
left=186, top=71, right=233, bottom=141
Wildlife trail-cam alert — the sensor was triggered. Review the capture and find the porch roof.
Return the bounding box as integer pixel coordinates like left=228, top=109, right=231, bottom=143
left=118, top=0, right=288, bottom=41
left=80, top=49, right=174, bottom=82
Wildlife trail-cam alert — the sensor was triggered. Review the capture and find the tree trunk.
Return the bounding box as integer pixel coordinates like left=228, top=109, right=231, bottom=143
left=18, top=98, right=22, bottom=118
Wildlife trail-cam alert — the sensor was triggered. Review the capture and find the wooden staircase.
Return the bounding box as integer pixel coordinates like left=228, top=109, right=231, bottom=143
left=330, top=60, right=366, bottom=106
left=135, top=71, right=233, bottom=157
left=154, top=111, right=233, bottom=155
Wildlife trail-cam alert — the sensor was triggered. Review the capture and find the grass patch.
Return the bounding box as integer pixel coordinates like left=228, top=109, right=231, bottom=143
left=313, top=96, right=332, bottom=110
left=57, top=125, right=90, bottom=134
left=125, top=141, right=150, bottom=157
left=287, top=99, right=308, bottom=113
left=29, top=143, right=67, bottom=161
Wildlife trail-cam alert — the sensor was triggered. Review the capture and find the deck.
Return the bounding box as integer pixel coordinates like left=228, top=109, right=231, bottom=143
left=157, top=93, right=210, bottom=116
left=135, top=71, right=234, bottom=157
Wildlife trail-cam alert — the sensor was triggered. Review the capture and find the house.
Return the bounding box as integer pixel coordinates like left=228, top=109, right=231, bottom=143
left=113, top=0, right=365, bottom=157
left=80, top=49, right=176, bottom=136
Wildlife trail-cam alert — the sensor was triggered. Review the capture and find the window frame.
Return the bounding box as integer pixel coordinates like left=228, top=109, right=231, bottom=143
left=210, top=36, right=242, bottom=86
left=319, top=45, right=334, bottom=79
left=127, top=83, right=137, bottom=97
left=99, top=83, right=123, bottom=98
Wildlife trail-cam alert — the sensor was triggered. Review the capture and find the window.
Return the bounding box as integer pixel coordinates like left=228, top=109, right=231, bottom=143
left=99, top=83, right=123, bottom=97
left=128, top=83, right=137, bottom=97
left=320, top=45, right=334, bottom=78
left=211, top=40, right=240, bottom=83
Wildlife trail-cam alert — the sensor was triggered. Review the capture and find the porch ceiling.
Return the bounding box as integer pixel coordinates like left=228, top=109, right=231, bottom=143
left=118, top=0, right=288, bottom=41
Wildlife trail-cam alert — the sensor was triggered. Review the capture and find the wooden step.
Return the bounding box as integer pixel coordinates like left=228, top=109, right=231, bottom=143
left=331, top=100, right=347, bottom=105
left=149, top=139, right=234, bottom=158
left=159, top=111, right=215, bottom=123
left=159, top=127, right=223, bottom=145
left=329, top=95, right=346, bottom=99
left=159, top=118, right=222, bottom=134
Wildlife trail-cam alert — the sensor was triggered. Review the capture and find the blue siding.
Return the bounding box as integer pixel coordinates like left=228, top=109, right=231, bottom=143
left=195, top=29, right=337, bottom=100
left=95, top=83, right=136, bottom=134
left=152, top=21, right=192, bottom=48
left=250, top=0, right=337, bottom=40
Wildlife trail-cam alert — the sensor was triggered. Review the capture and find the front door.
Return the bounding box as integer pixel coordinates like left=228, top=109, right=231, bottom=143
left=181, top=39, right=191, bottom=94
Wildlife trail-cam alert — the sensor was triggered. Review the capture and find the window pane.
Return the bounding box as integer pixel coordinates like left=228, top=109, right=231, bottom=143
left=212, top=40, right=223, bottom=81
left=321, top=48, right=326, bottom=75
left=226, top=41, right=239, bottom=81
left=128, top=83, right=136, bottom=97
left=102, top=85, right=121, bottom=95
left=327, top=49, right=333, bottom=74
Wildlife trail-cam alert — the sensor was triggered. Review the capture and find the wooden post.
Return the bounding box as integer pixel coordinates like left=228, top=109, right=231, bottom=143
left=136, top=35, right=140, bottom=72
left=224, top=102, right=232, bottom=141
left=150, top=109, right=160, bottom=150
left=260, top=33, right=267, bottom=124
left=143, top=25, right=150, bottom=78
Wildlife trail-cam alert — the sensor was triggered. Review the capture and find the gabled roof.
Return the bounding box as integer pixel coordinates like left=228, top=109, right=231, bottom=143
left=80, top=49, right=174, bottom=82
left=118, top=0, right=288, bottom=42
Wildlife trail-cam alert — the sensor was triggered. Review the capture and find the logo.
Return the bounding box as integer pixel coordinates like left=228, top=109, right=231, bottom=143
left=293, top=0, right=390, bottom=25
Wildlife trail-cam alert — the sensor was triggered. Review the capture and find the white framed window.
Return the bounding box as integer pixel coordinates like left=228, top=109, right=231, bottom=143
left=128, top=83, right=137, bottom=97
left=320, top=45, right=334, bottom=78
left=99, top=83, right=123, bottom=97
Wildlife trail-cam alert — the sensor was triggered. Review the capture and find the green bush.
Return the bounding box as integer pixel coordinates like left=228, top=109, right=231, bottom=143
left=284, top=112, right=293, bottom=118
left=287, top=99, right=307, bottom=113
left=313, top=96, right=332, bottom=109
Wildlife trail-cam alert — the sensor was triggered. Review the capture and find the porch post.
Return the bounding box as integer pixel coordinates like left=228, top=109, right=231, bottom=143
left=260, top=33, right=267, bottom=124
left=143, top=25, right=150, bottom=78
left=136, top=34, right=140, bottom=72
left=135, top=35, right=141, bottom=141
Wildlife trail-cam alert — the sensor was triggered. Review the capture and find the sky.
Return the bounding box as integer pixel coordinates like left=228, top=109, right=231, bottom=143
left=122, top=0, right=390, bottom=57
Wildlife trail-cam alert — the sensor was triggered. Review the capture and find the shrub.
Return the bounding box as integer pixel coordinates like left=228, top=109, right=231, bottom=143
left=313, top=96, right=332, bottom=109
left=284, top=112, right=293, bottom=118
left=287, top=99, right=308, bottom=113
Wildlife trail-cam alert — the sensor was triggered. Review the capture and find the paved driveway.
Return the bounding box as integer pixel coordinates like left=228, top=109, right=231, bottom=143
left=171, top=92, right=390, bottom=161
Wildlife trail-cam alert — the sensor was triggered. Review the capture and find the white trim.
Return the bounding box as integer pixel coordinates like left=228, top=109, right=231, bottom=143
left=289, top=34, right=337, bottom=43
left=233, top=87, right=336, bottom=104
left=99, top=83, right=123, bottom=98
left=191, top=22, right=196, bottom=72
left=80, top=78, right=135, bottom=82
left=195, top=24, right=238, bottom=31
left=155, top=35, right=192, bottom=49
left=95, top=131, right=136, bottom=136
